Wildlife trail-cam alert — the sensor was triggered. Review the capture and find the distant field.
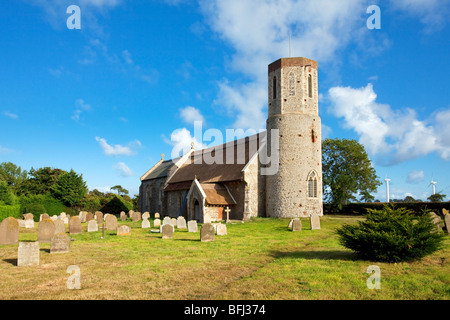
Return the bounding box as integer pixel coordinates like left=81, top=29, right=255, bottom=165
left=0, top=216, right=448, bottom=300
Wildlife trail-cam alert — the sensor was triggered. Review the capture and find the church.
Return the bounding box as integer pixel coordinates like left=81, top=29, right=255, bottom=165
left=139, top=57, right=323, bottom=222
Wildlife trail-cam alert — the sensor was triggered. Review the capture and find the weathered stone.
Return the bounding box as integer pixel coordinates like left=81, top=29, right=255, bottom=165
left=79, top=211, right=87, bottom=222
left=40, top=213, right=50, bottom=221
left=203, top=213, right=211, bottom=224
left=59, top=212, right=67, bottom=220
left=87, top=220, right=98, bottom=232
left=85, top=212, right=93, bottom=222
left=24, top=219, right=35, bottom=229
left=200, top=223, right=215, bottom=242
left=310, top=213, right=321, bottom=230
left=95, top=211, right=103, bottom=223
left=444, top=214, right=450, bottom=234
left=154, top=212, right=160, bottom=219
left=54, top=219, right=66, bottom=234
left=69, top=216, right=82, bottom=235
left=162, top=216, right=171, bottom=226
left=38, top=219, right=56, bottom=242
left=153, top=218, right=161, bottom=228
left=18, top=242, right=39, bottom=266
left=162, top=224, right=174, bottom=239
left=141, top=219, right=150, bottom=229
left=171, top=218, right=177, bottom=227
left=0, top=217, right=19, bottom=245
left=188, top=220, right=198, bottom=233
left=17, top=219, right=26, bottom=228
left=429, top=212, right=444, bottom=231
left=132, top=212, right=141, bottom=222
left=23, top=213, right=33, bottom=221
left=292, top=219, right=302, bottom=232
left=216, top=224, right=227, bottom=236
left=142, top=212, right=150, bottom=220
left=117, top=225, right=131, bottom=236
left=177, top=216, right=187, bottom=229
left=50, top=233, right=71, bottom=253
left=105, top=214, right=118, bottom=230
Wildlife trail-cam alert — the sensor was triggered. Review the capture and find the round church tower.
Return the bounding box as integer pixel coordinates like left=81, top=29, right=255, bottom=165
left=265, top=57, right=323, bottom=218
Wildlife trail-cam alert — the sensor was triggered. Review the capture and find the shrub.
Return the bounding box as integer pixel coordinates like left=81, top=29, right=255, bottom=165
left=336, top=205, right=445, bottom=262
left=0, top=204, right=21, bottom=221
left=19, top=194, right=67, bottom=220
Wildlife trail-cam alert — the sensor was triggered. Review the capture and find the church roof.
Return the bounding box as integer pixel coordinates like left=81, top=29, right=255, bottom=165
left=141, top=159, right=177, bottom=181
left=166, top=131, right=266, bottom=185
left=202, top=183, right=236, bottom=206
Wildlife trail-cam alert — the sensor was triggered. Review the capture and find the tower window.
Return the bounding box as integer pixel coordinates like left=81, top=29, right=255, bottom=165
left=308, top=74, right=313, bottom=98
left=308, top=171, right=318, bottom=198
left=273, top=76, right=277, bottom=99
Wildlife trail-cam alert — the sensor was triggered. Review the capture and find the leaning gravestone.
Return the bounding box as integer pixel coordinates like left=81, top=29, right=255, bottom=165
left=444, top=214, right=450, bottom=235
left=310, top=213, right=321, bottom=230
left=141, top=219, right=150, bottom=229
left=153, top=219, right=161, bottom=228
left=117, top=225, right=131, bottom=236
left=162, top=224, right=174, bottom=239
left=188, top=220, right=198, bottom=233
left=292, top=219, right=302, bottom=232
left=69, top=216, right=82, bottom=235
left=87, top=220, right=98, bottom=232
left=105, top=215, right=118, bottom=231
left=50, top=233, right=71, bottom=254
left=18, top=242, right=40, bottom=266
left=54, top=219, right=66, bottom=234
left=216, top=223, right=227, bottom=236
left=429, top=212, right=444, bottom=232
left=38, top=219, right=56, bottom=242
left=177, top=216, right=187, bottom=229
left=0, top=217, right=19, bottom=245
left=201, top=223, right=215, bottom=242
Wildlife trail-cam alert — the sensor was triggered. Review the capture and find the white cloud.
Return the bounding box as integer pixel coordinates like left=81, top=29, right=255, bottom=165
left=95, top=137, right=142, bottom=156
left=113, top=162, right=134, bottom=177
left=179, top=106, right=205, bottom=125
left=0, top=146, right=13, bottom=154
left=164, top=128, right=207, bottom=159
left=406, top=170, right=425, bottom=184
left=4, top=111, right=18, bottom=119
left=72, top=99, right=92, bottom=122
left=122, top=50, right=133, bottom=64
left=328, top=83, right=450, bottom=165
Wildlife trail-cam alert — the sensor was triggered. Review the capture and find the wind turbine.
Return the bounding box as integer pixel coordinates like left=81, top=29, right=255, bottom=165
left=429, top=179, right=437, bottom=195
left=385, top=177, right=391, bottom=203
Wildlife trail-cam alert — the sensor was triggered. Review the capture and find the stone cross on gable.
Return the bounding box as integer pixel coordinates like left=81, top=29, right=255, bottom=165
left=225, top=206, right=231, bottom=223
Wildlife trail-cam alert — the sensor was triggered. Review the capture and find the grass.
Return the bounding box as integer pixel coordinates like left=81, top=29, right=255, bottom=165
left=0, top=215, right=448, bottom=300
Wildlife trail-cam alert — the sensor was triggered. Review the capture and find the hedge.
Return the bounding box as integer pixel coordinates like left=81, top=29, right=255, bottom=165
left=0, top=204, right=21, bottom=221
left=325, top=202, right=450, bottom=216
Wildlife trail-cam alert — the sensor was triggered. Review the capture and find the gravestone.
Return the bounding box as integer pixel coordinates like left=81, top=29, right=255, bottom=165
left=154, top=212, right=160, bottom=219
left=105, top=215, right=118, bottom=230
left=153, top=219, right=161, bottom=228
left=216, top=223, right=227, bottom=236
left=292, top=219, right=302, bottom=232
left=17, top=219, right=26, bottom=228
left=38, top=219, right=56, bottom=242
left=87, top=220, right=98, bottom=232
left=40, top=213, right=50, bottom=222
left=69, top=216, right=82, bottom=235
left=162, top=224, right=173, bottom=239
left=60, top=212, right=67, bottom=220
left=54, top=219, right=66, bottom=234
left=225, top=206, right=231, bottom=223
left=79, top=211, right=87, bottom=222
left=0, top=217, right=19, bottom=245
left=132, top=212, right=141, bottom=222
left=18, top=242, right=39, bottom=266
left=444, top=214, right=450, bottom=234
left=120, top=211, right=127, bottom=221
left=163, top=216, right=171, bottom=226
left=50, top=233, right=71, bottom=253
left=51, top=215, right=58, bottom=221
left=95, top=211, right=103, bottom=223
left=310, top=214, right=321, bottom=230
left=23, top=213, right=33, bottom=221
left=171, top=218, right=177, bottom=227
left=201, top=223, right=215, bottom=242
left=24, top=219, right=34, bottom=229
left=177, top=216, right=187, bottom=229
left=142, top=212, right=150, bottom=220
left=85, top=212, right=93, bottom=222
left=141, top=219, right=150, bottom=229
left=203, top=213, right=211, bottom=224
left=188, top=220, right=198, bottom=233
left=429, top=212, right=444, bottom=232
left=117, top=225, right=131, bottom=236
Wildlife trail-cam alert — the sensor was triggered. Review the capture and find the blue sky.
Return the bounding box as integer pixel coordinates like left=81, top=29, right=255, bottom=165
left=1, top=0, right=449, bottom=201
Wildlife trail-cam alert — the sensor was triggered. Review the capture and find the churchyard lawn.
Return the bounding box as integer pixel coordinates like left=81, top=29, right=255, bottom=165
left=0, top=216, right=448, bottom=300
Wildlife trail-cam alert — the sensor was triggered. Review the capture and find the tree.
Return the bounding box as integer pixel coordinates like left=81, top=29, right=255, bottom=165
left=322, top=138, right=381, bottom=210
left=427, top=193, right=446, bottom=202
left=0, top=181, right=15, bottom=205
left=52, top=169, right=87, bottom=207
left=111, top=185, right=129, bottom=196
left=16, top=167, right=66, bottom=196
left=0, top=162, right=27, bottom=190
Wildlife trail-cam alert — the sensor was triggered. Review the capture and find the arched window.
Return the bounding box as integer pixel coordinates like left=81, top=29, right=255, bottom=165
left=307, top=171, right=318, bottom=198
left=308, top=74, right=313, bottom=98
left=273, top=76, right=277, bottom=99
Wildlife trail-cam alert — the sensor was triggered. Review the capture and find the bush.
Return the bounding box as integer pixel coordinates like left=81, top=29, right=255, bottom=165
left=336, top=205, right=445, bottom=262
left=0, top=204, right=21, bottom=221
left=19, top=194, right=67, bottom=221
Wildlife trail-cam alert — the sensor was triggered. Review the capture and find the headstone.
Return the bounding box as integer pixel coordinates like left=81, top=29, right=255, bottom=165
left=153, top=219, right=161, bottom=228
left=188, top=220, right=198, bottom=233
left=69, top=216, right=82, bottom=235
left=40, top=213, right=50, bottom=222
left=132, top=212, right=141, bottom=222
left=288, top=219, right=294, bottom=229
left=429, top=212, right=444, bottom=231
left=50, top=233, right=71, bottom=253
left=120, top=211, right=127, bottom=221
left=142, top=212, right=150, bottom=220
left=163, top=216, right=171, bottom=226
left=105, top=215, right=118, bottom=230
left=51, top=215, right=58, bottom=221
left=310, top=213, right=321, bottom=230
left=292, top=219, right=302, bottom=232
left=95, top=211, right=103, bottom=223
left=200, top=223, right=215, bottom=242
left=17, top=219, right=26, bottom=228
left=79, top=211, right=87, bottom=222
left=162, top=224, right=173, bottom=239
left=24, top=219, right=35, bottom=229
left=60, top=212, right=67, bottom=220
left=117, top=225, right=131, bottom=236
left=216, top=223, right=227, bottom=236
left=38, top=219, right=56, bottom=242
left=177, top=216, right=187, bottom=229
left=154, top=212, right=160, bottom=219
left=54, top=219, right=66, bottom=234
left=203, top=213, right=211, bottom=224
left=444, top=214, right=450, bottom=234
left=87, top=220, right=98, bottom=232
left=171, top=218, right=177, bottom=227
left=0, top=217, right=19, bottom=245
left=85, top=212, right=93, bottom=222
left=141, top=219, right=150, bottom=229
left=225, top=206, right=231, bottom=223
left=23, top=213, right=33, bottom=221
left=128, top=210, right=135, bottom=218
left=18, top=242, right=39, bottom=266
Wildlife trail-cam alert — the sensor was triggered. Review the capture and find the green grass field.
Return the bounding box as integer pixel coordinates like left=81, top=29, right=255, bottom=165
left=0, top=216, right=448, bottom=300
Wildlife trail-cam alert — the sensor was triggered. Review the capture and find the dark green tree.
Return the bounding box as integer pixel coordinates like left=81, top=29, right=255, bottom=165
left=427, top=193, right=446, bottom=202
left=111, top=185, right=129, bottom=196
left=0, top=162, right=27, bottom=190
left=0, top=180, right=15, bottom=205
left=52, top=169, right=87, bottom=206
left=322, top=138, right=381, bottom=210
left=16, top=167, right=66, bottom=196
